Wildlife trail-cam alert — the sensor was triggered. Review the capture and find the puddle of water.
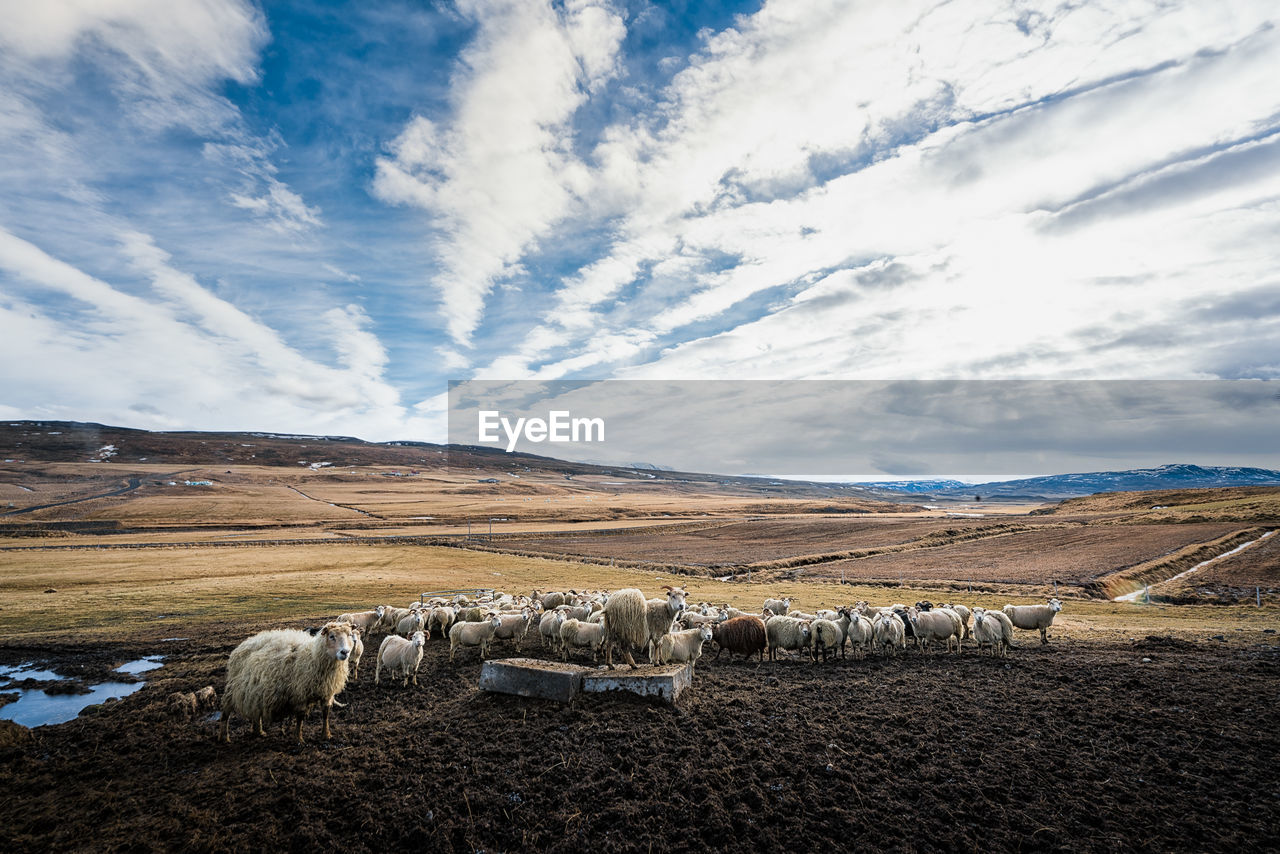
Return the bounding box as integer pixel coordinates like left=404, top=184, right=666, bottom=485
left=115, top=655, right=164, bottom=675
left=0, top=681, right=145, bottom=727
left=0, top=663, right=62, bottom=683
left=0, top=656, right=164, bottom=727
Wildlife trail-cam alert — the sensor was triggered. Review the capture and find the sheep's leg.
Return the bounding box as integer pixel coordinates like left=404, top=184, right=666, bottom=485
left=218, top=711, right=231, bottom=743
left=295, top=713, right=306, bottom=744
left=321, top=702, right=333, bottom=740
left=1040, top=627, right=1049, bottom=645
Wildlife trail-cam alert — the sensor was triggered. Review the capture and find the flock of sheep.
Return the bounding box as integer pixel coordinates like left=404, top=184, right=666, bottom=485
left=217, top=587, right=1064, bottom=744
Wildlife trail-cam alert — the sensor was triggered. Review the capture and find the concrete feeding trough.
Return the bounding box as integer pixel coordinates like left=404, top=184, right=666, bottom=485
left=479, top=658, right=590, bottom=702
left=478, top=659, right=692, bottom=704
left=582, top=663, right=691, bottom=703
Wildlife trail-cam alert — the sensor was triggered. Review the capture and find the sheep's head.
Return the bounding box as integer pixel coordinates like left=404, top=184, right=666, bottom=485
left=665, top=586, right=688, bottom=613
left=799, top=622, right=812, bottom=642
left=411, top=631, right=426, bottom=647
left=375, top=605, right=386, bottom=617
left=488, top=614, right=503, bottom=628
left=915, top=600, right=933, bottom=611
left=320, top=622, right=354, bottom=661
left=698, top=625, right=714, bottom=642
left=1048, top=598, right=1063, bottom=612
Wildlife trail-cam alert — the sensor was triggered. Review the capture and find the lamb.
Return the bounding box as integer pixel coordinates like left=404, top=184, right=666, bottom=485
left=907, top=606, right=961, bottom=654
left=1002, top=598, right=1063, bottom=644
left=602, top=588, right=649, bottom=670
left=449, top=613, right=503, bottom=662
left=764, top=614, right=812, bottom=661
left=427, top=605, right=456, bottom=640
left=337, top=605, right=385, bottom=633
left=396, top=609, right=426, bottom=637
left=559, top=618, right=608, bottom=662
left=643, top=586, right=689, bottom=664
left=376, top=630, right=426, bottom=686
left=873, top=611, right=906, bottom=658
left=219, top=621, right=353, bottom=744
left=677, top=610, right=721, bottom=629
left=971, top=608, right=1014, bottom=657
left=540, top=590, right=567, bottom=611
left=711, top=615, right=767, bottom=662
left=809, top=618, right=844, bottom=663
left=763, top=597, right=792, bottom=616
left=348, top=627, right=364, bottom=680
left=657, top=625, right=714, bottom=675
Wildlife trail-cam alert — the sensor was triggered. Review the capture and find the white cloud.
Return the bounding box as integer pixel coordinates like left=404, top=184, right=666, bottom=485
left=372, top=0, right=626, bottom=346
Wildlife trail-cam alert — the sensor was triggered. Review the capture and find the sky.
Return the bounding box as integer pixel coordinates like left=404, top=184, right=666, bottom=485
left=1, top=0, right=1278, bottom=446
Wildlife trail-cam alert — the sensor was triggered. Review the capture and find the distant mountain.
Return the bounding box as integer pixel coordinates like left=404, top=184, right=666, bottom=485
left=853, top=479, right=971, bottom=493
left=930, top=464, right=1280, bottom=499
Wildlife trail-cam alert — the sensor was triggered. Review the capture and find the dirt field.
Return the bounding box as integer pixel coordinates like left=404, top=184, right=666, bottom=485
left=806, top=523, right=1245, bottom=588
left=1, top=622, right=1277, bottom=853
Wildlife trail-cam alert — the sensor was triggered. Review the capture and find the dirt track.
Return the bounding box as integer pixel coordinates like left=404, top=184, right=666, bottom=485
left=2, top=627, right=1278, bottom=853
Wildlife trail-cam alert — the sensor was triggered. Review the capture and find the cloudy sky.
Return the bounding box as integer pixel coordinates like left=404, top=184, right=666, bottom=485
left=1, top=0, right=1277, bottom=443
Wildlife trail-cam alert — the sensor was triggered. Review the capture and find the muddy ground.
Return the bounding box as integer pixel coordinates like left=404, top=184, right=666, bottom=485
left=1, top=627, right=1278, bottom=853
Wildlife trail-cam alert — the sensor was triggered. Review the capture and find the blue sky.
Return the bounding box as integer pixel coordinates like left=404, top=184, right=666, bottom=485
left=1, top=0, right=1277, bottom=442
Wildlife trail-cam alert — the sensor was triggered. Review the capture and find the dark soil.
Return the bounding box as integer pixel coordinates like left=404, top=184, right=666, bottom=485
left=1, top=628, right=1277, bottom=853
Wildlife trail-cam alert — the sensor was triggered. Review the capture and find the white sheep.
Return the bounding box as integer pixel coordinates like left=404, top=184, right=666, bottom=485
left=764, top=614, right=812, bottom=661
left=538, top=609, right=566, bottom=651
left=338, top=605, right=385, bottom=633
left=643, top=586, right=689, bottom=664
left=1003, top=598, right=1063, bottom=644
left=219, top=621, right=353, bottom=744
left=809, top=618, right=844, bottom=663
left=396, top=609, right=426, bottom=637
left=559, top=618, right=607, bottom=662
left=448, top=613, right=503, bottom=662
left=941, top=603, right=973, bottom=640
left=845, top=612, right=875, bottom=659
left=376, top=630, right=426, bottom=686
left=763, top=597, right=792, bottom=616
left=492, top=607, right=535, bottom=643
left=657, top=625, right=714, bottom=675
left=602, top=588, right=649, bottom=670
left=907, top=606, right=960, bottom=654
left=873, top=611, right=906, bottom=658
left=427, top=605, right=456, bottom=640
left=348, top=627, right=364, bottom=680
left=971, top=608, right=1014, bottom=657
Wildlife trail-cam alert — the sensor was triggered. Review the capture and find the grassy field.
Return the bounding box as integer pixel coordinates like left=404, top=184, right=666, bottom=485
left=2, top=540, right=1276, bottom=646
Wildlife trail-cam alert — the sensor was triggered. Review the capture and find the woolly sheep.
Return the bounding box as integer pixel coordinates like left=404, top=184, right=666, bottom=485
left=348, top=627, right=364, bottom=680
left=602, top=588, right=649, bottom=670
left=873, top=611, right=906, bottom=658
left=492, top=607, right=535, bottom=643
left=427, top=605, right=456, bottom=640
left=376, top=630, right=426, bottom=686
left=448, top=613, right=503, bottom=662
left=657, top=625, right=714, bottom=675
left=907, top=606, right=960, bottom=654
left=971, top=608, right=1014, bottom=658
left=539, top=609, right=566, bottom=651
left=559, top=618, right=607, bottom=663
left=764, top=614, right=812, bottom=661
left=338, top=605, right=385, bottom=633
left=219, top=621, right=353, bottom=744
left=711, top=615, right=767, bottom=662
left=940, top=603, right=973, bottom=640
left=845, top=612, right=875, bottom=659
left=809, top=618, right=844, bottom=663
left=763, top=597, right=792, bottom=616
left=643, top=586, right=689, bottom=664
left=1003, top=599, right=1063, bottom=644
left=397, top=609, right=426, bottom=637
